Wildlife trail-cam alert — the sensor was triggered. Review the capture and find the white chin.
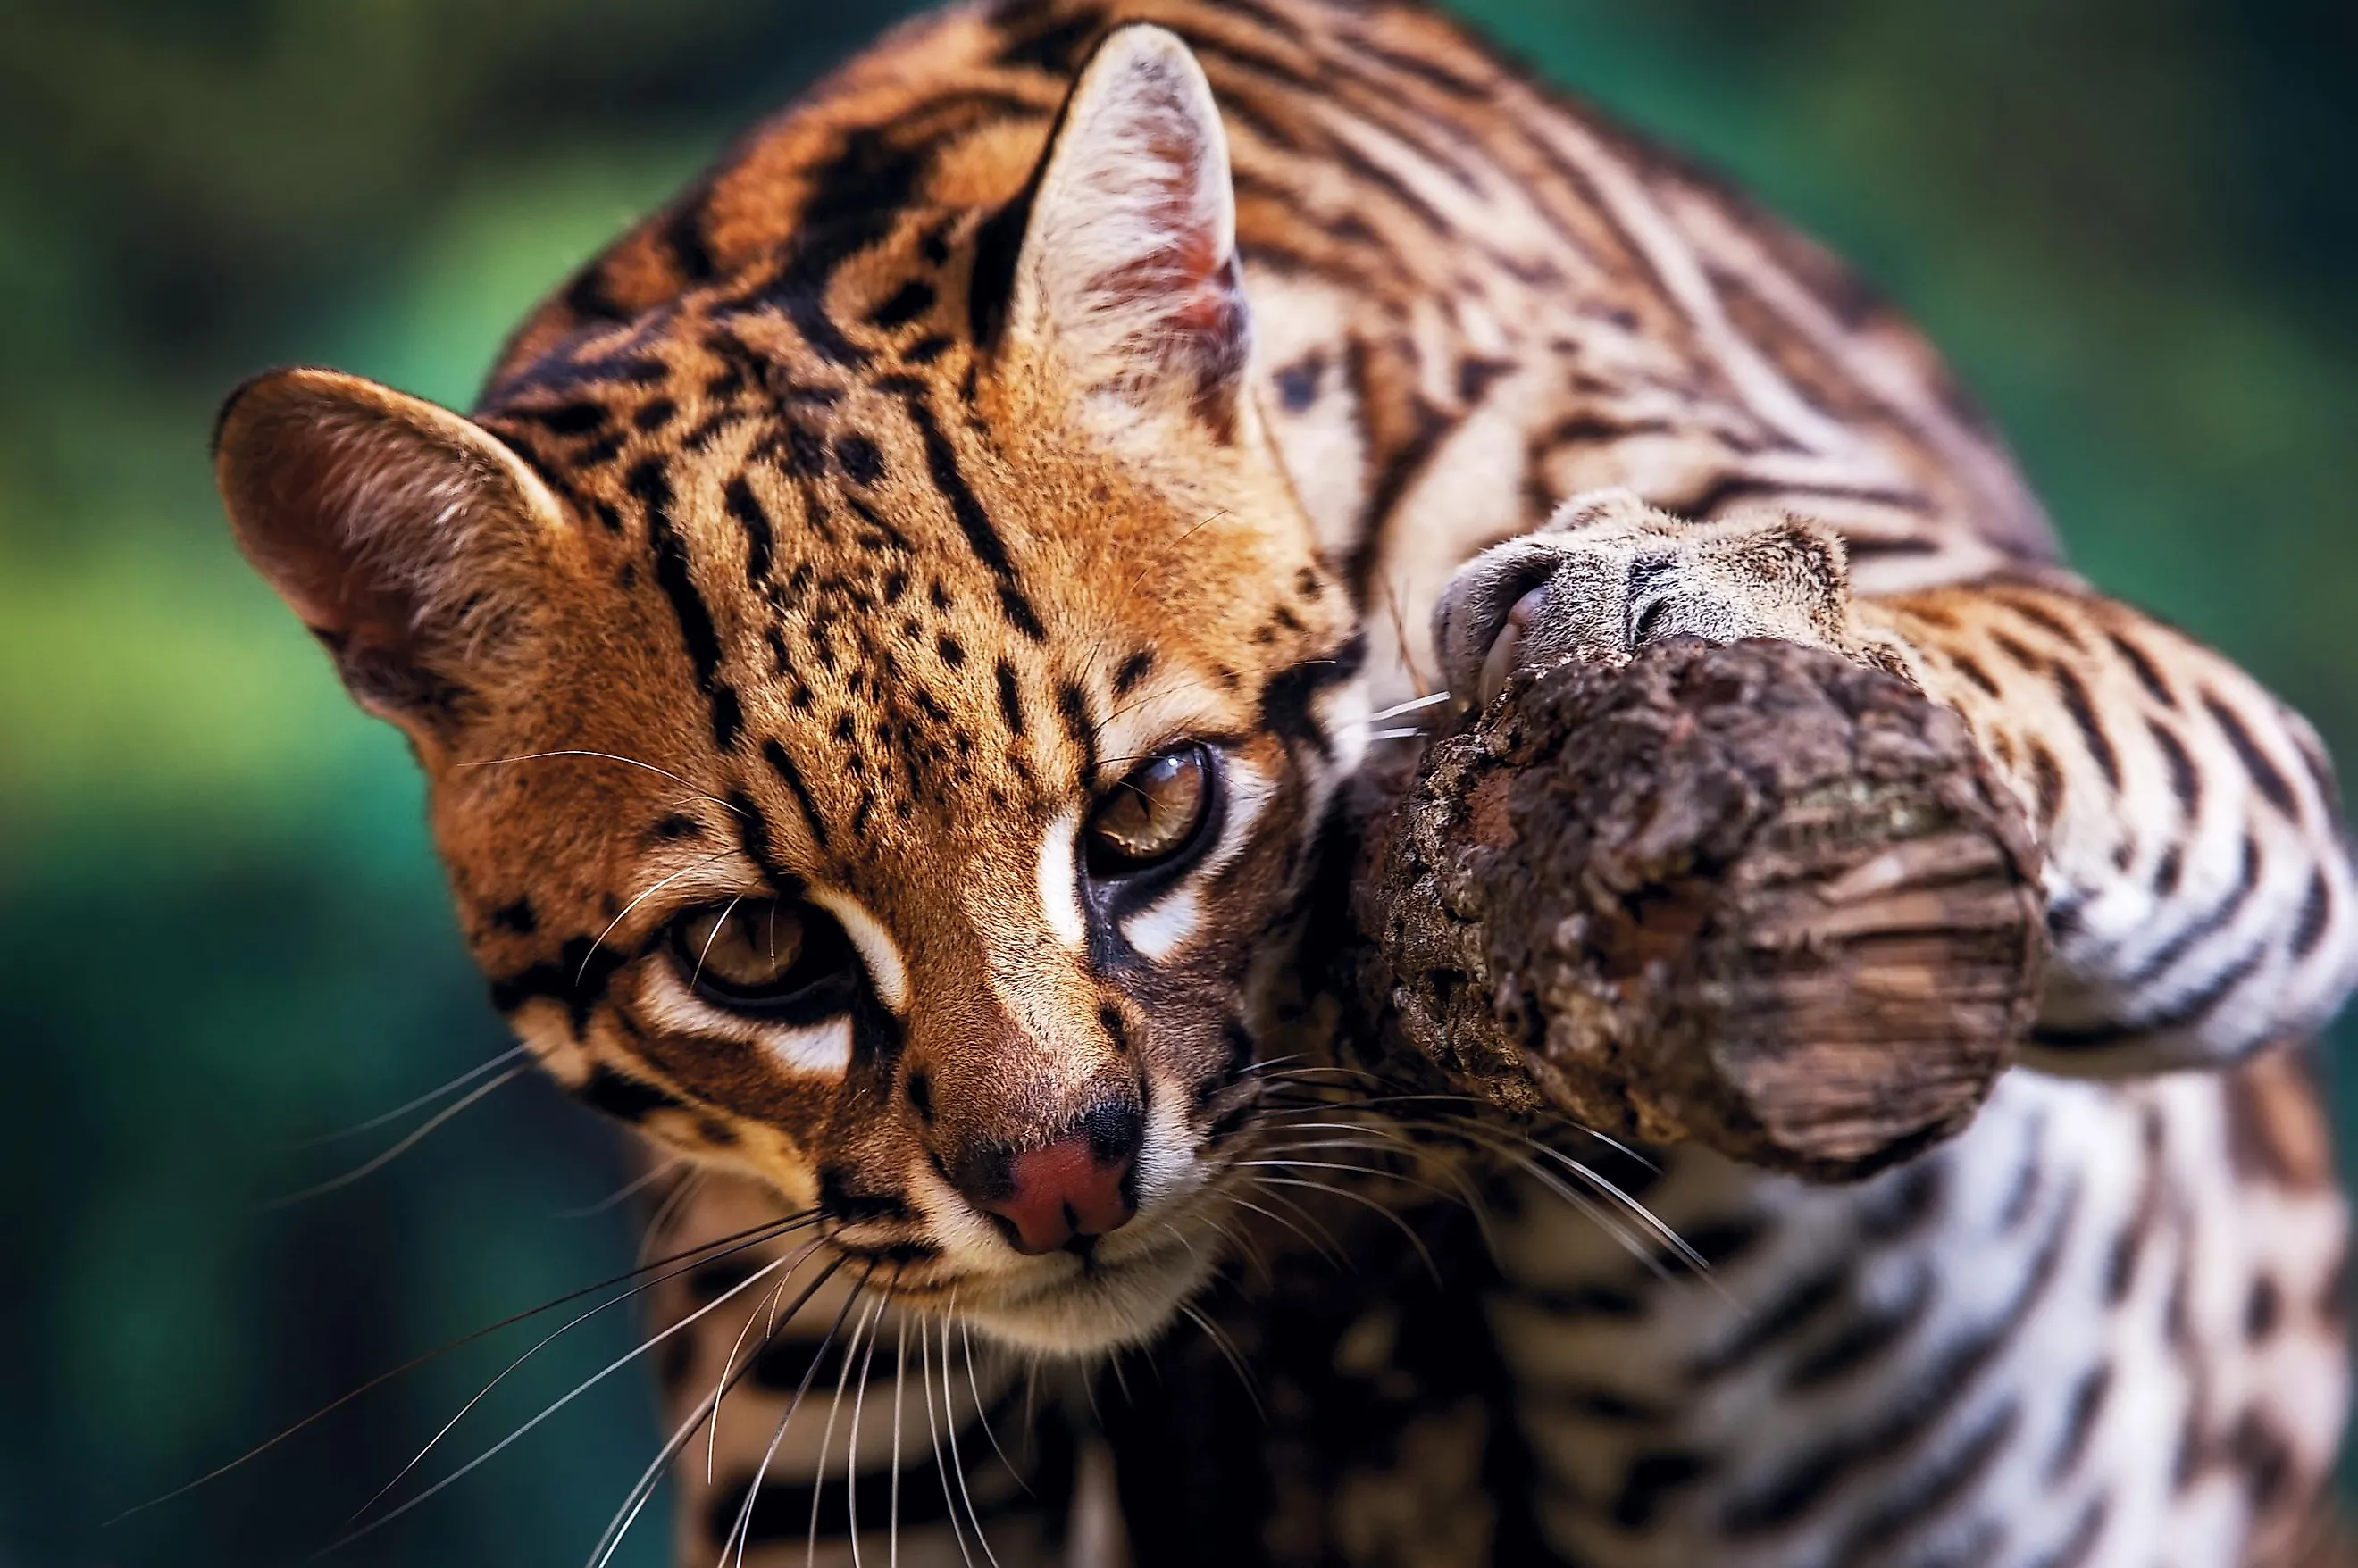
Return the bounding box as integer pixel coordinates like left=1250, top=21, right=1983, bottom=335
left=957, top=1237, right=1217, bottom=1358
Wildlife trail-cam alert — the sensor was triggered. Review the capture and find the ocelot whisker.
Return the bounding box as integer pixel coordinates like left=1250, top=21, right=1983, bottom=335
left=455, top=750, right=746, bottom=821
left=708, top=1264, right=803, bottom=1485
left=319, top=1243, right=810, bottom=1558
left=890, top=1316, right=908, bottom=1568
left=1248, top=1172, right=1441, bottom=1280
left=960, top=1313, right=1028, bottom=1494
left=917, top=1314, right=979, bottom=1568
left=807, top=1294, right=886, bottom=1568
left=579, top=851, right=732, bottom=985
left=280, top=1045, right=530, bottom=1150
left=557, top=1155, right=686, bottom=1220
left=1175, top=1301, right=1266, bottom=1420
left=355, top=1231, right=824, bottom=1524
left=260, top=1066, right=523, bottom=1211
left=719, top=1260, right=873, bottom=1568
left=112, top=1210, right=813, bottom=1528
left=846, top=1284, right=891, bottom=1568
left=941, top=1314, right=1003, bottom=1568
left=1225, top=1186, right=1345, bottom=1264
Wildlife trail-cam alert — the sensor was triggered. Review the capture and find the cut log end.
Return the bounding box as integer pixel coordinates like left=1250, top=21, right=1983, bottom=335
left=1354, top=636, right=2047, bottom=1183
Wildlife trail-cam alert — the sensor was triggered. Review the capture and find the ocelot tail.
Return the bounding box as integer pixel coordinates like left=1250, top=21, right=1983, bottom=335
left=213, top=0, right=2356, bottom=1563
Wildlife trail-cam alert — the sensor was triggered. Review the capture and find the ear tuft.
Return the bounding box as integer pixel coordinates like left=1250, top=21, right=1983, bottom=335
left=1008, top=25, right=1252, bottom=444
left=214, top=367, right=563, bottom=735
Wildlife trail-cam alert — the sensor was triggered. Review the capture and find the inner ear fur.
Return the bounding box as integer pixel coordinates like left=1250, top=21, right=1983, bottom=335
left=1005, top=24, right=1256, bottom=447
left=213, top=366, right=565, bottom=734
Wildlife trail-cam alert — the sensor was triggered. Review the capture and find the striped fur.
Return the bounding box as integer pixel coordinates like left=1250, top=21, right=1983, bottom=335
left=212, top=0, right=2355, bottom=1563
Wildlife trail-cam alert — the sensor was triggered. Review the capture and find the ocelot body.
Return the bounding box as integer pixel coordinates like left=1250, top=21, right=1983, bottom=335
left=212, top=0, right=2356, bottom=1563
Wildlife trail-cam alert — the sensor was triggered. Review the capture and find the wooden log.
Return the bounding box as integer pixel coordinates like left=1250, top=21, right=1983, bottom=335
left=1351, top=637, right=2048, bottom=1183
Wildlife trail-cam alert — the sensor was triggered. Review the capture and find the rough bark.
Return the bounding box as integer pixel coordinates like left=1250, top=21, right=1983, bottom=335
left=1352, top=637, right=2047, bottom=1183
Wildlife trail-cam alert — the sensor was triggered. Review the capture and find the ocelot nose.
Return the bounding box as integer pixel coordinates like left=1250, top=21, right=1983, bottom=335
left=968, top=1101, right=1143, bottom=1255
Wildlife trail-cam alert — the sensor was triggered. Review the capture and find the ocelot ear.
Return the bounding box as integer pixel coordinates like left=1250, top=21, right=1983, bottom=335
left=999, top=24, right=1256, bottom=450
left=213, top=366, right=567, bottom=742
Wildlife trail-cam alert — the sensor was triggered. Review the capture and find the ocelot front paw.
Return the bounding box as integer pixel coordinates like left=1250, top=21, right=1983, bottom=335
left=1432, top=488, right=1909, bottom=712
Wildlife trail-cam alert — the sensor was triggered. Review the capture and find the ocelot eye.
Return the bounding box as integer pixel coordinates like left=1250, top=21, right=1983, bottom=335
left=669, top=898, right=859, bottom=1021
left=1086, top=743, right=1217, bottom=877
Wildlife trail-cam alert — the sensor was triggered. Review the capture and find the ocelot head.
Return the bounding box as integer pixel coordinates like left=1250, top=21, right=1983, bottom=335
left=213, top=28, right=1367, bottom=1354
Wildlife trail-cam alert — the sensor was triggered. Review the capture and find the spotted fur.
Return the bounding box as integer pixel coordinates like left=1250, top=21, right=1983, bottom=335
left=213, top=0, right=2354, bottom=1563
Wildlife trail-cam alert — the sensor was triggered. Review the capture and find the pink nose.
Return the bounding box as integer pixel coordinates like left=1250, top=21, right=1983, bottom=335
left=976, top=1108, right=1141, bottom=1255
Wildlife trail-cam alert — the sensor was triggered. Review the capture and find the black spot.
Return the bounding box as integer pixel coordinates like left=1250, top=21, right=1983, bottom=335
left=907, top=1068, right=934, bottom=1122
left=937, top=633, right=966, bottom=667
left=652, top=813, right=704, bottom=841
left=2245, top=1275, right=2282, bottom=1341
left=489, top=937, right=630, bottom=1032
left=867, top=279, right=937, bottom=329
left=1113, top=649, right=1155, bottom=695
left=631, top=397, right=677, bottom=433
left=490, top=897, right=538, bottom=935
left=523, top=400, right=610, bottom=436
left=1456, top=354, right=1515, bottom=404
left=835, top=432, right=886, bottom=485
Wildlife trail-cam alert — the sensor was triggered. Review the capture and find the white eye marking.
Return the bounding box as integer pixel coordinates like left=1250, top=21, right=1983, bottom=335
left=1123, top=887, right=1201, bottom=961
left=763, top=1016, right=852, bottom=1077
left=1038, top=807, right=1087, bottom=950
left=807, top=888, right=907, bottom=1013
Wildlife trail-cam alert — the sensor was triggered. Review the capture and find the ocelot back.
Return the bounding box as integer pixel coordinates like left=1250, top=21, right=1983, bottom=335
left=212, top=1, right=2357, bottom=1564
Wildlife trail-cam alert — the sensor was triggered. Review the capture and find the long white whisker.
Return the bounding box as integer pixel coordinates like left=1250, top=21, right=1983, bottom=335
left=807, top=1296, right=883, bottom=1567
left=557, top=1156, right=685, bottom=1220
left=456, top=750, right=745, bottom=819
left=918, top=1316, right=976, bottom=1568
left=283, top=1046, right=530, bottom=1149
left=321, top=1246, right=805, bottom=1558
left=891, top=1317, right=907, bottom=1568
left=724, top=1265, right=874, bottom=1568
left=580, top=852, right=731, bottom=984
left=263, top=1068, right=523, bottom=1210
left=941, top=1315, right=1001, bottom=1568
left=1361, top=689, right=1454, bottom=722
left=959, top=1315, right=1024, bottom=1491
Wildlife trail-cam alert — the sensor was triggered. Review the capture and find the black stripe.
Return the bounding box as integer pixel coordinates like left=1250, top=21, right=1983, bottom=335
left=1719, top=1180, right=2075, bottom=1537
left=724, top=476, right=775, bottom=590
left=996, top=660, right=1027, bottom=738
left=900, top=393, right=1045, bottom=640
left=2292, top=868, right=2331, bottom=959
left=2204, top=692, right=2300, bottom=820
left=2122, top=833, right=2259, bottom=989
left=2150, top=721, right=2201, bottom=816
left=573, top=1063, right=690, bottom=1124
left=2107, top=631, right=2176, bottom=708
left=2051, top=663, right=2120, bottom=788
left=1057, top=681, right=1098, bottom=780
left=630, top=456, right=742, bottom=751
left=489, top=935, right=630, bottom=1032
left=763, top=739, right=830, bottom=852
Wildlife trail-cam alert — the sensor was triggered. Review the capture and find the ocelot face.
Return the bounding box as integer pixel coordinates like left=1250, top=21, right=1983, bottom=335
left=214, top=28, right=1368, bottom=1352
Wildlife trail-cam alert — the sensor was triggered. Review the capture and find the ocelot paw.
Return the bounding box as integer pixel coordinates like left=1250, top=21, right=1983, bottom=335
left=1432, top=488, right=1912, bottom=713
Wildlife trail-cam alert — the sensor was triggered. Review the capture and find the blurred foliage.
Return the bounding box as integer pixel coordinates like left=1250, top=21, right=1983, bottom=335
left=1, top=0, right=2353, bottom=1562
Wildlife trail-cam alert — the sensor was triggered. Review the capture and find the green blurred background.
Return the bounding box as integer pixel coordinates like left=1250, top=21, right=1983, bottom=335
left=4, top=0, right=2354, bottom=1562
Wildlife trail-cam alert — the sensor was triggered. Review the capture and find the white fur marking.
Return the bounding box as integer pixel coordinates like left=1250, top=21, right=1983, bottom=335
left=1038, top=808, right=1087, bottom=950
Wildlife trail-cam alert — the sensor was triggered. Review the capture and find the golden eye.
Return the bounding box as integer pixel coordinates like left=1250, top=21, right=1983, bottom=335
left=1086, top=744, right=1216, bottom=875
left=669, top=898, right=858, bottom=1019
